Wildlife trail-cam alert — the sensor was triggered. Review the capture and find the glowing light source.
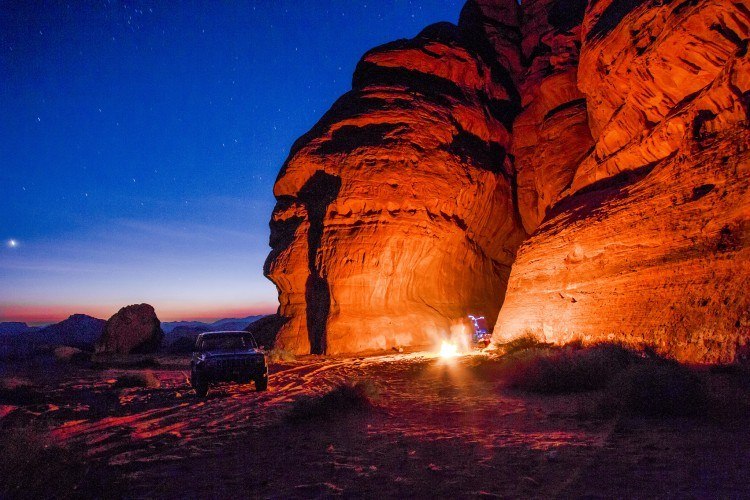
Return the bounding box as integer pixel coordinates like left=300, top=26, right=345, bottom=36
left=7, top=239, right=18, bottom=248
left=439, top=340, right=459, bottom=359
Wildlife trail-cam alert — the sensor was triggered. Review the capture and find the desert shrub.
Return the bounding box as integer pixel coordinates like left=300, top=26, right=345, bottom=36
left=266, top=348, right=296, bottom=363
left=166, top=336, right=197, bottom=354
left=0, top=377, right=46, bottom=405
left=287, top=380, right=378, bottom=422
left=602, top=361, right=708, bottom=417
left=502, top=343, right=639, bottom=394
left=494, top=332, right=551, bottom=355
left=0, top=427, right=95, bottom=499
left=53, top=346, right=89, bottom=363
left=91, top=354, right=159, bottom=369
left=112, top=370, right=160, bottom=389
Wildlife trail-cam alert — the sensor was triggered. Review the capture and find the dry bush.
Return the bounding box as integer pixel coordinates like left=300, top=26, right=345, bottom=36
left=266, top=348, right=296, bottom=363
left=0, top=426, right=111, bottom=499
left=91, top=354, right=159, bottom=369
left=601, top=361, right=709, bottom=417
left=501, top=343, right=639, bottom=394
left=493, top=332, right=551, bottom=355
left=112, top=370, right=160, bottom=389
left=53, top=346, right=89, bottom=363
left=287, top=380, right=378, bottom=422
left=0, top=377, right=45, bottom=406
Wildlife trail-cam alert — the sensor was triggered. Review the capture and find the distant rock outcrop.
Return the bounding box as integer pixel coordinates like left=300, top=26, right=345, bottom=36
left=95, top=304, right=164, bottom=355
left=161, top=315, right=264, bottom=334
left=40, top=314, right=105, bottom=351
left=0, top=322, right=40, bottom=336
left=264, top=0, right=750, bottom=362
left=162, top=315, right=264, bottom=353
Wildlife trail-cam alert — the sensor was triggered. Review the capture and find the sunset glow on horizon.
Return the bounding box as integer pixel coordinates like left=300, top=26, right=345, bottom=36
left=0, top=301, right=277, bottom=325
left=1, top=1, right=462, bottom=326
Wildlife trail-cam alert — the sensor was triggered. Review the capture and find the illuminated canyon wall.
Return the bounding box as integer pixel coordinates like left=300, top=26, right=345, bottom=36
left=265, top=1, right=527, bottom=354
left=494, top=0, right=750, bottom=363
left=265, top=0, right=750, bottom=361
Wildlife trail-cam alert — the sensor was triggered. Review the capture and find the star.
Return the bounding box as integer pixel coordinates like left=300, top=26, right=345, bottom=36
left=7, top=239, right=18, bottom=248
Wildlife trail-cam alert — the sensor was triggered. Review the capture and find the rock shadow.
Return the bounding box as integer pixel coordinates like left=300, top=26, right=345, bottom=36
left=298, top=171, right=342, bottom=354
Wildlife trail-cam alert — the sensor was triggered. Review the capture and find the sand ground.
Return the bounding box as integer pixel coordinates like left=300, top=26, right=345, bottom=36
left=2, top=352, right=750, bottom=498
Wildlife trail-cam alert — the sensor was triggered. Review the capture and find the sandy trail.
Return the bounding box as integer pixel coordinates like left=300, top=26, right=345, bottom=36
left=4, top=353, right=750, bottom=497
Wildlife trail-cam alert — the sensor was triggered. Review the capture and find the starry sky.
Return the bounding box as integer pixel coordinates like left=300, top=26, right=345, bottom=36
left=0, top=0, right=463, bottom=324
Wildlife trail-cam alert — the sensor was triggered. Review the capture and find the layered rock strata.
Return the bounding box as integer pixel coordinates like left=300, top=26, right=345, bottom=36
left=265, top=5, right=527, bottom=354
left=511, top=0, right=594, bottom=233
left=265, top=0, right=750, bottom=361
left=493, top=0, right=750, bottom=362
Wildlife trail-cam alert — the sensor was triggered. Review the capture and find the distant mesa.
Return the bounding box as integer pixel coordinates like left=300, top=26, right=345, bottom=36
left=0, top=315, right=105, bottom=351
left=0, top=322, right=41, bottom=336
left=40, top=314, right=106, bottom=351
left=161, top=315, right=264, bottom=334
left=0, top=314, right=105, bottom=360
left=95, top=303, right=164, bottom=356
left=0, top=311, right=266, bottom=359
left=244, top=314, right=289, bottom=350
left=163, top=315, right=265, bottom=353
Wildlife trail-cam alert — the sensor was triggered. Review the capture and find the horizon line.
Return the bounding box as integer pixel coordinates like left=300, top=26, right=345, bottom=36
left=0, top=303, right=278, bottom=326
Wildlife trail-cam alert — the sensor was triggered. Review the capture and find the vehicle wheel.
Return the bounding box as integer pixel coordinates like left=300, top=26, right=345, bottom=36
left=255, top=377, right=268, bottom=392
left=192, top=374, right=209, bottom=397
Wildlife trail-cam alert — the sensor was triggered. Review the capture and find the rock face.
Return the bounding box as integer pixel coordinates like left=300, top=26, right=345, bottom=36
left=95, top=304, right=163, bottom=355
left=266, top=3, right=527, bottom=354
left=265, top=0, right=750, bottom=362
left=493, top=0, right=750, bottom=362
left=511, top=0, right=594, bottom=233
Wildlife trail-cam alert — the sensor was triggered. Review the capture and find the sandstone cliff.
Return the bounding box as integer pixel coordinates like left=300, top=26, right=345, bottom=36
left=266, top=4, right=527, bottom=354
left=493, top=0, right=750, bottom=363
left=265, top=0, right=750, bottom=362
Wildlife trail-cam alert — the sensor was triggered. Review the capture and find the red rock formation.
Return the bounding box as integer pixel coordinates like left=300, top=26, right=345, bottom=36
left=95, top=304, right=164, bottom=355
left=266, top=11, right=527, bottom=355
left=493, top=0, right=750, bottom=362
left=265, top=0, right=750, bottom=361
left=512, top=0, right=594, bottom=233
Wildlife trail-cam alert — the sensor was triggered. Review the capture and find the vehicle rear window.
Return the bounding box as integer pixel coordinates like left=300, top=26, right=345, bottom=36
left=197, top=333, right=258, bottom=351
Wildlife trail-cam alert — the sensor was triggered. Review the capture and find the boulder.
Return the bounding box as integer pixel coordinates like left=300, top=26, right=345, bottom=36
left=95, top=304, right=164, bottom=355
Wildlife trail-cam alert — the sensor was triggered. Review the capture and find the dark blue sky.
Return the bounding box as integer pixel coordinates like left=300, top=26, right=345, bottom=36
left=0, top=0, right=463, bottom=323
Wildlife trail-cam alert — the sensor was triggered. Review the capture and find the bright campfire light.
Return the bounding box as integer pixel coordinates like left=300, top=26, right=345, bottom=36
left=439, top=340, right=459, bottom=359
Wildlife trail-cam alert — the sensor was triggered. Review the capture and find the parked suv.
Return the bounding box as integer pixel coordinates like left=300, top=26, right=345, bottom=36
left=190, top=331, right=268, bottom=397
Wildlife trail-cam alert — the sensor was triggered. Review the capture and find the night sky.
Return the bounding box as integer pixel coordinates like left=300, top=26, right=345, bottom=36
left=1, top=1, right=463, bottom=324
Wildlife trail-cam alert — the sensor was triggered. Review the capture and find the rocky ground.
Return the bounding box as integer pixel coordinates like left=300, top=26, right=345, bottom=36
left=2, top=351, right=750, bottom=498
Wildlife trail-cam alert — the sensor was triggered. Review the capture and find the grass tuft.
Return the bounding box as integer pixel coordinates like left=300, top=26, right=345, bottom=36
left=489, top=339, right=715, bottom=419
left=112, top=371, right=160, bottom=389
left=601, top=361, right=709, bottom=417
left=0, top=377, right=46, bottom=406
left=0, top=426, right=112, bottom=498
left=493, top=333, right=551, bottom=355
left=266, top=348, right=296, bottom=363
left=287, top=380, right=378, bottom=422
left=502, top=343, right=638, bottom=394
